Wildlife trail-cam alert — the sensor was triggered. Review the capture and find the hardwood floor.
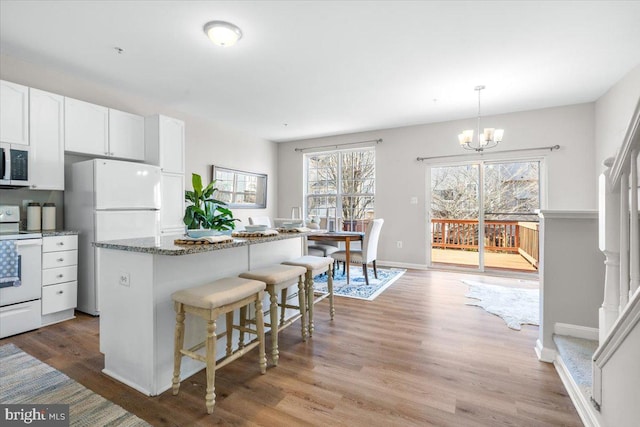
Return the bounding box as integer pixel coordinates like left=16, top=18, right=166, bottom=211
left=0, top=269, right=581, bottom=426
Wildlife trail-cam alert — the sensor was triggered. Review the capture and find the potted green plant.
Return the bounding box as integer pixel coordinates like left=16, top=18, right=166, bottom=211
left=183, top=173, right=239, bottom=234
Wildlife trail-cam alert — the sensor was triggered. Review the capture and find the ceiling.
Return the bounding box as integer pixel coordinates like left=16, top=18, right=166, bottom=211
left=1, top=1, right=639, bottom=142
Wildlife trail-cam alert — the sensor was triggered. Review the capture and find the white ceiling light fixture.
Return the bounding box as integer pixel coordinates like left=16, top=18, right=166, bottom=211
left=458, top=85, right=504, bottom=152
left=203, top=21, right=243, bottom=47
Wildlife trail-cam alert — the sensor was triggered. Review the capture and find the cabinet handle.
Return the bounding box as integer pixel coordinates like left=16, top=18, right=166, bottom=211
left=57, top=274, right=64, bottom=278
left=56, top=290, right=64, bottom=294
left=57, top=242, right=64, bottom=246
left=57, top=258, right=64, bottom=262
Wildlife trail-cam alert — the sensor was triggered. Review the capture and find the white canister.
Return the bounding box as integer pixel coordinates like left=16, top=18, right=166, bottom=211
left=27, top=202, right=41, bottom=231
left=42, top=203, right=56, bottom=230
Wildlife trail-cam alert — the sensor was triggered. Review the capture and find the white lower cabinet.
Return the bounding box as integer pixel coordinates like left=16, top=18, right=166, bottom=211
left=42, top=282, right=78, bottom=315
left=42, top=235, right=78, bottom=325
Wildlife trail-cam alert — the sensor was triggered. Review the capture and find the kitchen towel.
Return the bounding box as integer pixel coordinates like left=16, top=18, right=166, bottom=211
left=0, top=241, right=21, bottom=288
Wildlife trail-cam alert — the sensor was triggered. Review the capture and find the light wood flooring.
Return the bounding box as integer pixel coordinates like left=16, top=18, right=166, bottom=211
left=0, top=269, right=580, bottom=426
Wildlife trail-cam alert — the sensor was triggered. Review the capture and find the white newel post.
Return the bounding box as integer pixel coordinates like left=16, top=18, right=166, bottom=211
left=630, top=149, right=639, bottom=298
left=598, top=158, right=621, bottom=343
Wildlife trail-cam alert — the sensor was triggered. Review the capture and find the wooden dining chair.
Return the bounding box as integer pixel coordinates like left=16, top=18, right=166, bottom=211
left=330, top=218, right=384, bottom=286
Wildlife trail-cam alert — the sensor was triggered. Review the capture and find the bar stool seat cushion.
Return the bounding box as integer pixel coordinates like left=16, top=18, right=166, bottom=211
left=283, top=255, right=332, bottom=270
left=171, top=277, right=266, bottom=310
left=239, top=265, right=306, bottom=285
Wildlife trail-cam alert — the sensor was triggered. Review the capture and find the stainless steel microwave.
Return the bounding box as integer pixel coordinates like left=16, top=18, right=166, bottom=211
left=0, top=143, right=30, bottom=187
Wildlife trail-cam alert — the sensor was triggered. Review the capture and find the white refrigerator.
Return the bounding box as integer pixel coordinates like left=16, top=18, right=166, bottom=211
left=65, top=159, right=161, bottom=315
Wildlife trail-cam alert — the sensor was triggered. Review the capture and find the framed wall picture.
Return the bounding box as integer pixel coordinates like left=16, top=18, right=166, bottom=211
left=212, top=165, right=267, bottom=209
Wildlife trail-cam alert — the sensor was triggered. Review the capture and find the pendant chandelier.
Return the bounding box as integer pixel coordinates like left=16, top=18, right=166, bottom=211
left=458, top=85, right=504, bottom=152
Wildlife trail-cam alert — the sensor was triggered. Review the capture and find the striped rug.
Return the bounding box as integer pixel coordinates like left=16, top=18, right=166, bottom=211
left=0, top=343, right=150, bottom=426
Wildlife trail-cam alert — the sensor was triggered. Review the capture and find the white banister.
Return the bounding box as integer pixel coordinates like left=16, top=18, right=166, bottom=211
left=630, top=149, right=639, bottom=298
left=599, top=158, right=621, bottom=342
left=620, top=170, right=630, bottom=310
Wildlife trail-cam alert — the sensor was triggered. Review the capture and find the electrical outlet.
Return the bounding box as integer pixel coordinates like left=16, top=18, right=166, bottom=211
left=397, top=241, right=403, bottom=249
left=119, top=272, right=130, bottom=287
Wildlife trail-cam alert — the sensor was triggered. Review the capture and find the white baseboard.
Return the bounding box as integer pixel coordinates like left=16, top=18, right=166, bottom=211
left=377, top=260, right=428, bottom=270
left=553, top=354, right=600, bottom=427
left=554, top=323, right=599, bottom=341
left=535, top=339, right=556, bottom=363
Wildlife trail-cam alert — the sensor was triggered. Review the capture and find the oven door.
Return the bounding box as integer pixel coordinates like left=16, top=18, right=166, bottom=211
left=0, top=238, right=42, bottom=306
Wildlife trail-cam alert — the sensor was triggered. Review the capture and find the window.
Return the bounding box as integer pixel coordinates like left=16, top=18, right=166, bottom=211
left=212, top=166, right=267, bottom=209
left=304, top=148, right=375, bottom=230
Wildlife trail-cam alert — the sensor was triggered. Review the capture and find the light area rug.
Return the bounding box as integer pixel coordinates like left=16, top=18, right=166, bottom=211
left=462, top=280, right=539, bottom=330
left=0, top=343, right=150, bottom=426
left=314, top=266, right=405, bottom=300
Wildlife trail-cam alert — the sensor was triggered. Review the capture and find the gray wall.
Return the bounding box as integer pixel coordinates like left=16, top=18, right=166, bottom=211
left=0, top=54, right=278, bottom=228
left=278, top=103, right=596, bottom=266
left=595, top=64, right=640, bottom=174
left=538, top=212, right=604, bottom=352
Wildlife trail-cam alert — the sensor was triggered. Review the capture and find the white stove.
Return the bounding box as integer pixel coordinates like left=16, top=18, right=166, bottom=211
left=0, top=205, right=43, bottom=338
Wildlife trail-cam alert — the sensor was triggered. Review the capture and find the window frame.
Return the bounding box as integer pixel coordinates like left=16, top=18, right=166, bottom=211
left=303, top=147, right=376, bottom=224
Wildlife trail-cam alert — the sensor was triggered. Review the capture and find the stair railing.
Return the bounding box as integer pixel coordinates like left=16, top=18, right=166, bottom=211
left=594, top=98, right=640, bottom=408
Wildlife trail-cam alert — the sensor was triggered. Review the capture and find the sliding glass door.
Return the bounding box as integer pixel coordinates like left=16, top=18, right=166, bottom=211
left=429, top=159, right=541, bottom=273
left=430, top=164, right=480, bottom=268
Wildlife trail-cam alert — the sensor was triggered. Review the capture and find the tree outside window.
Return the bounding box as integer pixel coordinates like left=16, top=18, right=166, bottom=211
left=305, top=148, right=375, bottom=229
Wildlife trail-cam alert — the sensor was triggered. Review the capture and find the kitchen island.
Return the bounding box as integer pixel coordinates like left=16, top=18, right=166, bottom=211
left=94, top=232, right=307, bottom=396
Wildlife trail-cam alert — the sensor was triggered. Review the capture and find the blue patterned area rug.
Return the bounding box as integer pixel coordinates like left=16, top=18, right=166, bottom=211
left=462, top=280, right=539, bottom=330
left=0, top=343, right=150, bottom=426
left=314, top=266, right=406, bottom=300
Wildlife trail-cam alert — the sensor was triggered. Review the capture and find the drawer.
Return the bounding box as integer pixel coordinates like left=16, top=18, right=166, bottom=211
left=43, top=265, right=78, bottom=286
left=0, top=300, right=41, bottom=338
left=42, top=281, right=77, bottom=315
left=42, top=250, right=77, bottom=269
left=43, top=235, right=78, bottom=253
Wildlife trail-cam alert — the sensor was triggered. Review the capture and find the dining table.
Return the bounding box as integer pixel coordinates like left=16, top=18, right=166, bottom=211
left=307, top=231, right=364, bottom=284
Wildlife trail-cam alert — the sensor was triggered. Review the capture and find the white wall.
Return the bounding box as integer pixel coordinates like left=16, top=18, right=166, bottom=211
left=278, top=103, right=596, bottom=266
left=537, top=212, right=604, bottom=353
left=595, top=64, right=640, bottom=173
left=0, top=54, right=277, bottom=227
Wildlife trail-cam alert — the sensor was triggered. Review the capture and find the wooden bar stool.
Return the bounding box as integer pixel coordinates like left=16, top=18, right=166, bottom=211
left=239, top=264, right=307, bottom=366
left=282, top=256, right=334, bottom=337
left=171, top=277, right=267, bottom=414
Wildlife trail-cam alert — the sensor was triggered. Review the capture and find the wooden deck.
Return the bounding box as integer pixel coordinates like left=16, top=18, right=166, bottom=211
left=432, top=248, right=538, bottom=272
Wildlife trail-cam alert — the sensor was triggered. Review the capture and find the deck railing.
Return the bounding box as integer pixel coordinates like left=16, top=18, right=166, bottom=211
left=431, top=219, right=539, bottom=266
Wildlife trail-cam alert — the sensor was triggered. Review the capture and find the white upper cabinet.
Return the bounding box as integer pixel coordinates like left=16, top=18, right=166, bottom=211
left=108, top=108, right=144, bottom=161
left=65, top=97, right=144, bottom=161
left=64, top=97, right=109, bottom=156
left=145, top=114, right=185, bottom=173
left=0, top=80, right=30, bottom=145
left=29, top=88, right=65, bottom=190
